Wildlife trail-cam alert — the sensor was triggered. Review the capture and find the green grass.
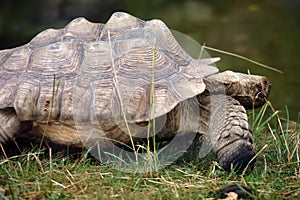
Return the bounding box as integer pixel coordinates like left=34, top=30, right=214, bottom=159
left=0, top=103, right=299, bottom=199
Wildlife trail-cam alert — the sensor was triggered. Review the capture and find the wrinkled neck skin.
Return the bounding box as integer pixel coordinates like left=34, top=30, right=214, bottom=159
left=204, top=70, right=271, bottom=109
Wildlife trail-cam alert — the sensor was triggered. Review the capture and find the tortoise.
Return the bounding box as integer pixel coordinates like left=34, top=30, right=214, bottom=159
left=0, top=12, right=270, bottom=171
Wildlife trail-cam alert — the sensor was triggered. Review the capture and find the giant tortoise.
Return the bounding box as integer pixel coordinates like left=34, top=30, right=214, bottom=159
left=0, top=12, right=270, bottom=171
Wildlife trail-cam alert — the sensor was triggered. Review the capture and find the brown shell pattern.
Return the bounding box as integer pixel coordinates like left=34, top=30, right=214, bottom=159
left=0, top=12, right=218, bottom=125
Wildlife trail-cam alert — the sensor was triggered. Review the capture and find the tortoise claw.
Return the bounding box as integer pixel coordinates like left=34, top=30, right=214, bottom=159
left=217, top=140, right=256, bottom=172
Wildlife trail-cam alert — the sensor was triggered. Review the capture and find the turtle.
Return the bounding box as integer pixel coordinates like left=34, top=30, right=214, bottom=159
left=0, top=12, right=270, bottom=171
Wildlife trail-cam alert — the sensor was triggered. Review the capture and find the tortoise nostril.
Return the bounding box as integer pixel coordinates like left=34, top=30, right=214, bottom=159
left=262, top=78, right=271, bottom=96
left=263, top=78, right=271, bottom=88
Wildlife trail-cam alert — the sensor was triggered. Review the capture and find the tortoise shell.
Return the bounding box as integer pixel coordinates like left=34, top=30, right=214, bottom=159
left=0, top=12, right=218, bottom=125
left=0, top=12, right=223, bottom=150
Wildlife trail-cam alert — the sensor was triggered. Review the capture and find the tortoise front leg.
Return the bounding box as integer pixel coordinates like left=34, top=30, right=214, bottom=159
left=0, top=108, right=28, bottom=143
left=200, top=94, right=256, bottom=172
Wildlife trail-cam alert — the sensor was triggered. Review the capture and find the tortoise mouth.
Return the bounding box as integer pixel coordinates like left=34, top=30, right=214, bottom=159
left=234, top=90, right=269, bottom=109
left=252, top=88, right=270, bottom=109
left=234, top=96, right=261, bottom=109
left=253, top=77, right=271, bottom=108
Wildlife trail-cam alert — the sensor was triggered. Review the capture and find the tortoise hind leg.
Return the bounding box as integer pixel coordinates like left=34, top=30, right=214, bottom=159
left=0, top=108, right=30, bottom=144
left=202, top=94, right=256, bottom=172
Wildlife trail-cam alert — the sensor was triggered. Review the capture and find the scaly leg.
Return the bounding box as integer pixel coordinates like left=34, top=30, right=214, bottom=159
left=199, top=94, right=255, bottom=171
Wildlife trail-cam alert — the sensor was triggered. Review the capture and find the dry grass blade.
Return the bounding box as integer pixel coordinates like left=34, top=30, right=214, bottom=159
left=40, top=74, right=60, bottom=148
left=241, top=144, right=268, bottom=177
left=204, top=45, right=283, bottom=73
left=107, top=30, right=137, bottom=158
left=146, top=36, right=158, bottom=171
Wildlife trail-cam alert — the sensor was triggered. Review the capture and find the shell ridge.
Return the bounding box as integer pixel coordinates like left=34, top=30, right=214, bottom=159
left=0, top=48, right=16, bottom=68
left=29, top=28, right=64, bottom=47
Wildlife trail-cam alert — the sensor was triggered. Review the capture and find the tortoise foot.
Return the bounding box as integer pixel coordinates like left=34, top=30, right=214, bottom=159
left=217, top=140, right=256, bottom=172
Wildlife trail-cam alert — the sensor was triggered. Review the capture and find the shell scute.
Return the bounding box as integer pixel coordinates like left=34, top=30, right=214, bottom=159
left=28, top=42, right=84, bottom=76
left=64, top=17, right=102, bottom=42
left=14, top=80, right=39, bottom=120
left=29, top=28, right=63, bottom=47
left=2, top=47, right=31, bottom=72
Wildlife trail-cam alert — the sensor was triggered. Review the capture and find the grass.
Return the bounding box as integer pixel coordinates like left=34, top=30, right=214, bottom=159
left=0, top=103, right=299, bottom=199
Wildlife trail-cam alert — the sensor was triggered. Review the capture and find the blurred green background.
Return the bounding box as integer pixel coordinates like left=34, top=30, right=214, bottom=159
left=0, top=0, right=299, bottom=119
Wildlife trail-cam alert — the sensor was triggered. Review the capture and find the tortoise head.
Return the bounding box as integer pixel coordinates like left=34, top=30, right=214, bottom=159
left=222, top=70, right=271, bottom=109
left=204, top=70, right=271, bottom=109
